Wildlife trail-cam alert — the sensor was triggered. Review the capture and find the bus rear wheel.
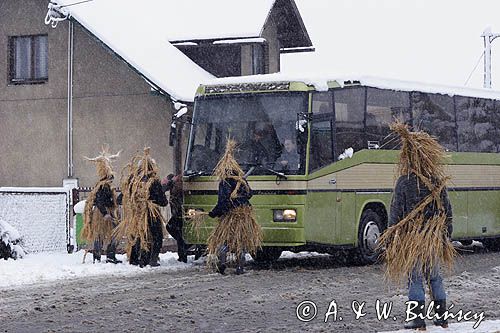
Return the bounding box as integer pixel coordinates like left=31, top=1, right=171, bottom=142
left=355, top=209, right=383, bottom=264
left=251, top=247, right=282, bottom=263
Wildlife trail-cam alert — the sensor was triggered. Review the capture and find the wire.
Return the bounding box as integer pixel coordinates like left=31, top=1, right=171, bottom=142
left=464, top=51, right=485, bottom=86
left=59, top=0, right=94, bottom=8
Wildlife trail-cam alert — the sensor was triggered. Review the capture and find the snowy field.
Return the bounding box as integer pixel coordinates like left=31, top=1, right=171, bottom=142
left=0, top=251, right=191, bottom=289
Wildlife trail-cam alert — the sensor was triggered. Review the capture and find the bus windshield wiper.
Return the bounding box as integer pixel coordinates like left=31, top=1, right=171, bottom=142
left=184, top=170, right=207, bottom=180
left=262, top=166, right=287, bottom=180
left=244, top=163, right=287, bottom=180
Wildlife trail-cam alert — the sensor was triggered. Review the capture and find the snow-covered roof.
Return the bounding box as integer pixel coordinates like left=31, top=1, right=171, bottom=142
left=53, top=0, right=215, bottom=102
left=160, top=0, right=312, bottom=49
left=160, top=0, right=275, bottom=42
left=203, top=73, right=500, bottom=100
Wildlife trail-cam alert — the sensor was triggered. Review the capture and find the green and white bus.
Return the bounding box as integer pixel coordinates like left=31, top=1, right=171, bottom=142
left=182, top=75, right=500, bottom=263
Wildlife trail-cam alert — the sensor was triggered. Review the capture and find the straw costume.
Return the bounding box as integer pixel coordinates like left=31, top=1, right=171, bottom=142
left=115, top=148, right=168, bottom=267
left=377, top=121, right=456, bottom=330
left=206, top=140, right=262, bottom=275
left=82, top=147, right=121, bottom=264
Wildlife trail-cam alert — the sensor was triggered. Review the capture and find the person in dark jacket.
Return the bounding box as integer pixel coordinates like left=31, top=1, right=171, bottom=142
left=206, top=139, right=262, bottom=275
left=379, top=122, right=456, bottom=330
left=389, top=173, right=453, bottom=237
left=208, top=177, right=253, bottom=274
left=82, top=147, right=121, bottom=264
left=162, top=174, right=188, bottom=263
left=114, top=148, right=168, bottom=267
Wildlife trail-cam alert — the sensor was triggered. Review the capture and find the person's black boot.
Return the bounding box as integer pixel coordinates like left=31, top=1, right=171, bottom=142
left=149, top=253, right=160, bottom=267
left=93, top=251, right=101, bottom=264
left=177, top=244, right=188, bottom=263
left=216, top=263, right=226, bottom=275
left=106, top=252, right=122, bottom=264
left=404, top=301, right=426, bottom=330
left=433, top=300, right=448, bottom=328
left=235, top=266, right=245, bottom=275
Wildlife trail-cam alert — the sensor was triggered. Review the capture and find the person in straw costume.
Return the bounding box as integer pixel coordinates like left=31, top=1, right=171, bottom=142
left=115, top=148, right=168, bottom=267
left=377, top=121, right=456, bottom=330
left=205, top=139, right=262, bottom=275
left=82, top=147, right=122, bottom=264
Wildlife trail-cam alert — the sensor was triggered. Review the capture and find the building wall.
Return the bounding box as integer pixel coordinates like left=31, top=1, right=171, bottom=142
left=71, top=25, right=174, bottom=187
left=0, top=1, right=176, bottom=187
left=240, top=45, right=253, bottom=76
left=0, top=0, right=68, bottom=187
left=261, top=16, right=280, bottom=73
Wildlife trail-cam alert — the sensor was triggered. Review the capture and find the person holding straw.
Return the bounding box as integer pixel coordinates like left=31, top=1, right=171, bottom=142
left=115, top=148, right=168, bottom=267
left=82, top=146, right=122, bottom=264
left=205, top=139, right=262, bottom=275
left=378, top=121, right=456, bottom=330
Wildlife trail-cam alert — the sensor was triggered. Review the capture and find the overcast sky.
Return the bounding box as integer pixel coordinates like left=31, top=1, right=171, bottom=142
left=281, top=0, right=500, bottom=90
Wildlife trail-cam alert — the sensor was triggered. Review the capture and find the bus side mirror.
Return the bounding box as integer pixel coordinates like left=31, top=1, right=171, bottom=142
left=296, top=112, right=310, bottom=154
left=169, top=124, right=177, bottom=147
left=169, top=104, right=189, bottom=147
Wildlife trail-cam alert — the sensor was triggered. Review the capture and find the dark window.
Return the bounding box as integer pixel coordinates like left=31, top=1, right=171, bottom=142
left=333, top=87, right=366, bottom=160
left=412, top=92, right=457, bottom=151
left=9, top=35, right=48, bottom=84
left=312, top=92, right=333, bottom=114
left=366, top=88, right=411, bottom=149
left=456, top=96, right=498, bottom=152
left=310, top=92, right=334, bottom=171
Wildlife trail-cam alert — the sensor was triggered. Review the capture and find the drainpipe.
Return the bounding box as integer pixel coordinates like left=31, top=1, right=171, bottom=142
left=67, top=21, right=74, bottom=177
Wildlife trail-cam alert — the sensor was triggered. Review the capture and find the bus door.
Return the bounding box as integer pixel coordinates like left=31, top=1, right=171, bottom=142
left=305, top=92, right=339, bottom=244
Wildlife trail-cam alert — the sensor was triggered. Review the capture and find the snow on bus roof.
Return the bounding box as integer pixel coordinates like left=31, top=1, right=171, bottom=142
left=204, top=73, right=500, bottom=100
left=54, top=0, right=215, bottom=102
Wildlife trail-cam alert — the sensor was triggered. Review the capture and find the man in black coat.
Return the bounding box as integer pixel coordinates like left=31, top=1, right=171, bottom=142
left=162, top=174, right=188, bottom=263
left=121, top=175, right=168, bottom=267
left=383, top=122, right=455, bottom=330
left=141, top=176, right=168, bottom=267
left=208, top=176, right=253, bottom=275
left=389, top=173, right=453, bottom=236
left=93, top=179, right=121, bottom=264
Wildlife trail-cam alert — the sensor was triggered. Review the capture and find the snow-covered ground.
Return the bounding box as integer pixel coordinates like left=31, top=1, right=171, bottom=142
left=0, top=251, right=192, bottom=289
left=281, top=250, right=330, bottom=259
left=380, top=319, right=500, bottom=333
left=0, top=250, right=330, bottom=289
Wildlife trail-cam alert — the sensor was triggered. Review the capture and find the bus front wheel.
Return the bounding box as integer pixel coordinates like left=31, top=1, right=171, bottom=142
left=251, top=247, right=282, bottom=263
left=355, top=209, right=383, bottom=264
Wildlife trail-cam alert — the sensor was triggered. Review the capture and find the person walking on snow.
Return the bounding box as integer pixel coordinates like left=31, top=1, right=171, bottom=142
left=162, top=173, right=188, bottom=263
left=82, top=146, right=122, bottom=264
left=115, top=148, right=168, bottom=267
left=206, top=139, right=262, bottom=275
left=378, top=121, right=456, bottom=330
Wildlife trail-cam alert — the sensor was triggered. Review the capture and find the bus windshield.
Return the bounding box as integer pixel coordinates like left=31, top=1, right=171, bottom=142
left=186, top=92, right=308, bottom=176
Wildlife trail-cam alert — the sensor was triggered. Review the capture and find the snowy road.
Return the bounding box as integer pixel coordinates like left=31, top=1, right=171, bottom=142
left=1, top=250, right=499, bottom=332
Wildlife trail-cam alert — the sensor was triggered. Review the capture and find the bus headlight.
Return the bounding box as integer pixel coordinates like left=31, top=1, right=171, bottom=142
left=273, top=209, right=297, bottom=222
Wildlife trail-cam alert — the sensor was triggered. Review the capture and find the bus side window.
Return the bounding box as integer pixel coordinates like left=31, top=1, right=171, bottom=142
left=310, top=118, right=334, bottom=171
left=456, top=96, right=497, bottom=152
left=333, top=87, right=365, bottom=159
left=366, top=88, right=411, bottom=149
left=310, top=92, right=335, bottom=171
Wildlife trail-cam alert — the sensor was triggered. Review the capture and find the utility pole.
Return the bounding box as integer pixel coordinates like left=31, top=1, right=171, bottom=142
left=481, top=27, right=500, bottom=88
